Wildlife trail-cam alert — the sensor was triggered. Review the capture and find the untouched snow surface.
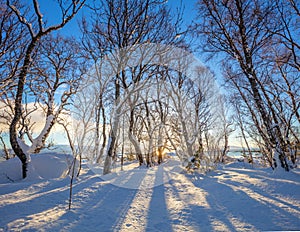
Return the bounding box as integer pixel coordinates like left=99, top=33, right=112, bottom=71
left=0, top=154, right=300, bottom=232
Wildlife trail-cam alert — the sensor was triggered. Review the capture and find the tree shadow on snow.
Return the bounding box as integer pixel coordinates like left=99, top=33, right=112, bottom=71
left=191, top=169, right=300, bottom=231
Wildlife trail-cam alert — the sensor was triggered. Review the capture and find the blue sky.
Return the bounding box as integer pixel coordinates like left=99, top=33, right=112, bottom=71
left=37, top=0, right=198, bottom=37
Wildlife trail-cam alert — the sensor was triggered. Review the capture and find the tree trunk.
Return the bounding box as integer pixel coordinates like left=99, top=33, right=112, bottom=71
left=96, top=104, right=106, bottom=163
left=30, top=114, right=56, bottom=154
left=235, top=0, right=288, bottom=170
left=10, top=39, right=38, bottom=178
left=8, top=0, right=85, bottom=178
left=221, top=133, right=228, bottom=163
left=0, top=136, right=10, bottom=160
left=128, top=133, right=143, bottom=165
left=94, top=98, right=101, bottom=161
left=103, top=78, right=120, bottom=175
left=103, top=135, right=115, bottom=175
left=146, top=136, right=153, bottom=167
left=128, top=109, right=144, bottom=165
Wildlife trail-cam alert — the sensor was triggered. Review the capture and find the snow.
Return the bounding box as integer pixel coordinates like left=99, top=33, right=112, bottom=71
left=0, top=154, right=300, bottom=231
left=0, top=153, right=72, bottom=183
left=28, top=114, right=55, bottom=154
left=17, top=138, right=31, bottom=160
left=88, top=159, right=185, bottom=189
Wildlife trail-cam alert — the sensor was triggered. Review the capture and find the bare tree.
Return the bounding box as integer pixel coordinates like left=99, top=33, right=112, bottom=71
left=7, top=0, right=86, bottom=178
left=26, top=34, right=86, bottom=153
left=230, top=95, right=254, bottom=163
left=0, top=131, right=12, bottom=160
left=0, top=0, right=27, bottom=95
left=194, top=0, right=293, bottom=170
left=83, top=0, right=184, bottom=174
left=217, top=96, right=234, bottom=163
left=80, top=17, right=112, bottom=164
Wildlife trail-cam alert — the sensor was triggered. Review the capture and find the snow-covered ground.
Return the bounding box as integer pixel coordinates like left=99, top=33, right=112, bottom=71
left=0, top=154, right=300, bottom=231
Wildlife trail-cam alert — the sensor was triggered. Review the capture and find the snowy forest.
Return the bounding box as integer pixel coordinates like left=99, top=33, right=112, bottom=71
left=1, top=0, right=299, bottom=176
left=0, top=0, right=300, bottom=231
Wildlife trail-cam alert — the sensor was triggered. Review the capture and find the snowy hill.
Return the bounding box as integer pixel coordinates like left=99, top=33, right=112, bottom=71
left=0, top=153, right=300, bottom=231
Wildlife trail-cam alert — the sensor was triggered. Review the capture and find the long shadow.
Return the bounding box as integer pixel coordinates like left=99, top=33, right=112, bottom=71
left=145, top=167, right=173, bottom=232
left=195, top=170, right=300, bottom=231
left=229, top=167, right=300, bottom=197
left=165, top=172, right=232, bottom=232
left=216, top=167, right=300, bottom=217
left=223, top=176, right=300, bottom=213
left=198, top=175, right=257, bottom=231
left=3, top=163, right=299, bottom=231
left=50, top=168, right=153, bottom=231
left=54, top=182, right=138, bottom=232
left=60, top=165, right=179, bottom=231
left=221, top=179, right=300, bottom=230
left=0, top=177, right=72, bottom=228
left=0, top=168, right=142, bottom=231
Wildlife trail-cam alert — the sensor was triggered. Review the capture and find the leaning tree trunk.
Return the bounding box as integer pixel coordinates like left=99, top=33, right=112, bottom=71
left=235, top=0, right=288, bottom=170
left=96, top=102, right=107, bottom=163
left=8, top=0, right=85, bottom=179
left=10, top=39, right=38, bottom=178
left=128, top=109, right=144, bottom=165
left=220, top=133, right=229, bottom=163
left=103, top=79, right=120, bottom=175
left=128, top=132, right=144, bottom=165
left=30, top=114, right=56, bottom=154
left=103, top=132, right=116, bottom=175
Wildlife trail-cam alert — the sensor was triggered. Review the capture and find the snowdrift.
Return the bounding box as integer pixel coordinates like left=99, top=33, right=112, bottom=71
left=0, top=153, right=73, bottom=183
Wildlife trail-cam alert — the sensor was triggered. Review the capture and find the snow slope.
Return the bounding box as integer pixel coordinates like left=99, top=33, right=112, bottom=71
left=0, top=153, right=73, bottom=184
left=0, top=154, right=300, bottom=231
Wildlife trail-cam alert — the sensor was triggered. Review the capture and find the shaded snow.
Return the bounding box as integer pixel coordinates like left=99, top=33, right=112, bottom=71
left=88, top=159, right=185, bottom=189
left=0, top=153, right=73, bottom=184
left=0, top=154, right=300, bottom=231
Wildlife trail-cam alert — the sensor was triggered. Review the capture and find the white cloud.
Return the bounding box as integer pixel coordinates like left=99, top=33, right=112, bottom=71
left=0, top=101, right=74, bottom=140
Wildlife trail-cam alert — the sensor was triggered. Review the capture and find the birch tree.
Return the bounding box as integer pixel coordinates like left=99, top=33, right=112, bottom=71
left=7, top=0, right=86, bottom=178
left=84, top=0, right=183, bottom=174
left=26, top=34, right=86, bottom=154
left=194, top=0, right=293, bottom=170
left=0, top=0, right=27, bottom=95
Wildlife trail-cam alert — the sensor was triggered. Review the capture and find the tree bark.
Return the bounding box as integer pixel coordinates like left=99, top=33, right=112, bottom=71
left=8, top=0, right=85, bottom=178
left=128, top=109, right=144, bottom=165
left=10, top=39, right=38, bottom=178
left=103, top=78, right=120, bottom=174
